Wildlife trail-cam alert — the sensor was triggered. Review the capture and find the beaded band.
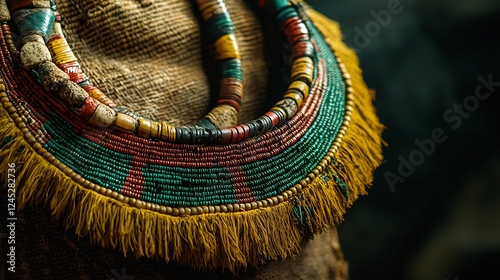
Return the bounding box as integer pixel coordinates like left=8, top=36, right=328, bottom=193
left=0, top=15, right=346, bottom=209
left=0, top=0, right=385, bottom=272
left=6, top=0, right=316, bottom=144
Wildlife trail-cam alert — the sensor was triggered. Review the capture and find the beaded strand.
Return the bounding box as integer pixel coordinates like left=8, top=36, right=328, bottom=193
left=0, top=0, right=354, bottom=213
left=46, top=19, right=116, bottom=106
left=195, top=0, right=244, bottom=129
left=7, top=0, right=316, bottom=145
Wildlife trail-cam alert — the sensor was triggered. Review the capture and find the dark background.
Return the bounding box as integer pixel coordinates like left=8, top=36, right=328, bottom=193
left=307, top=0, right=500, bottom=279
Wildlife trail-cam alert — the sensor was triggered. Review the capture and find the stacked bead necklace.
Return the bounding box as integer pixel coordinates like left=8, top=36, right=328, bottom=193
left=5, top=0, right=315, bottom=145
left=0, top=0, right=382, bottom=271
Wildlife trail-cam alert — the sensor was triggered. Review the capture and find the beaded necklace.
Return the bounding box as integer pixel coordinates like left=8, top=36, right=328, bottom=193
left=0, top=0, right=386, bottom=272
left=6, top=0, right=315, bottom=145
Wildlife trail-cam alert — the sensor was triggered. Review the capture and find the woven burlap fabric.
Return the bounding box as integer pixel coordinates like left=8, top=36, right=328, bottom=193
left=57, top=0, right=272, bottom=125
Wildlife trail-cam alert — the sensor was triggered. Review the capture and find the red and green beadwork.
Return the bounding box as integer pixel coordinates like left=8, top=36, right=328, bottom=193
left=7, top=0, right=317, bottom=145
left=0, top=0, right=349, bottom=210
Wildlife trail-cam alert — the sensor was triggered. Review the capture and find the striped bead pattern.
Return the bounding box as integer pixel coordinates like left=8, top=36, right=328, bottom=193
left=0, top=9, right=349, bottom=212
left=6, top=0, right=319, bottom=145
left=0, top=1, right=353, bottom=214
left=195, top=0, right=243, bottom=128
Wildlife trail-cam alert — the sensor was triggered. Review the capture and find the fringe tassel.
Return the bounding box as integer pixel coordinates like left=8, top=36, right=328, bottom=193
left=0, top=9, right=384, bottom=273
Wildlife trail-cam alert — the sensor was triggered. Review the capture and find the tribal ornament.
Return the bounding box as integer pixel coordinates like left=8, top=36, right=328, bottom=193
left=0, top=0, right=384, bottom=272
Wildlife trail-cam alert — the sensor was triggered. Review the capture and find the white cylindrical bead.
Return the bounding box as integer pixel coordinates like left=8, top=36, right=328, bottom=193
left=89, top=104, right=117, bottom=128
left=20, top=40, right=52, bottom=70
left=0, top=0, right=10, bottom=22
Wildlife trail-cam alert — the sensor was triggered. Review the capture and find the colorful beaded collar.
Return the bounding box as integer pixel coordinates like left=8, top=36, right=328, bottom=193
left=0, top=0, right=384, bottom=273
left=8, top=0, right=315, bottom=144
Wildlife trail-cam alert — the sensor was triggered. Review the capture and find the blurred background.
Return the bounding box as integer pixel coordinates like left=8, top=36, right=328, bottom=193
left=306, top=0, right=500, bottom=279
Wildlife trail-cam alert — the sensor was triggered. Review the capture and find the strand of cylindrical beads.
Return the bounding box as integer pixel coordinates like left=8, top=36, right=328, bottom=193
left=6, top=0, right=316, bottom=145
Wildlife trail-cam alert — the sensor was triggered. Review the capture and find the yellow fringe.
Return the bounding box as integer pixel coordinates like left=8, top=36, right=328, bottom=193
left=0, top=8, right=383, bottom=273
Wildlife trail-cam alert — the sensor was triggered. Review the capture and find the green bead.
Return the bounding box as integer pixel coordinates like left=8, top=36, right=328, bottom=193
left=13, top=8, right=55, bottom=41
left=207, top=12, right=234, bottom=42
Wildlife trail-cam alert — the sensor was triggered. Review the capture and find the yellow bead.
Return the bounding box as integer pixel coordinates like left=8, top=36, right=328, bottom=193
left=291, top=57, right=314, bottom=85
left=214, top=34, right=240, bottom=60
left=115, top=113, right=137, bottom=134
left=87, top=87, right=115, bottom=106
left=137, top=118, right=152, bottom=139
left=288, top=80, right=310, bottom=99
left=149, top=121, right=161, bottom=139
left=160, top=122, right=176, bottom=142
left=47, top=37, right=77, bottom=65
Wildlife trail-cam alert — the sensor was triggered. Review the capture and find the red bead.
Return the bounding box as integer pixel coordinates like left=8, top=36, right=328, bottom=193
left=235, top=125, right=246, bottom=142
left=264, top=111, right=280, bottom=127
left=240, top=124, right=250, bottom=139
left=292, top=41, right=314, bottom=59
left=220, top=128, right=232, bottom=144
left=217, top=99, right=241, bottom=112
left=228, top=127, right=239, bottom=144
left=79, top=96, right=99, bottom=120
left=284, top=17, right=309, bottom=47
left=60, top=62, right=88, bottom=84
